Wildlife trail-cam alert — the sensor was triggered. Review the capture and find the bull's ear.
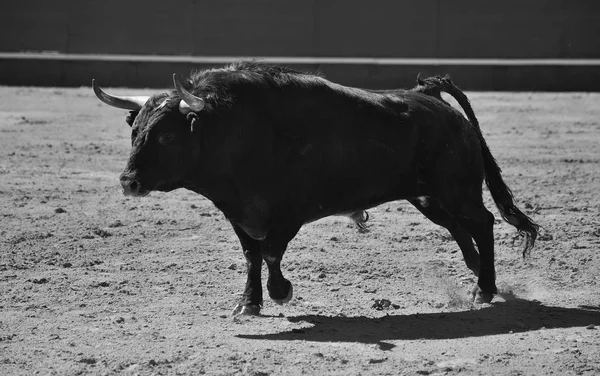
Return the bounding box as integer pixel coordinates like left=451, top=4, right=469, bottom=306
left=186, top=113, right=199, bottom=134
left=126, top=111, right=139, bottom=127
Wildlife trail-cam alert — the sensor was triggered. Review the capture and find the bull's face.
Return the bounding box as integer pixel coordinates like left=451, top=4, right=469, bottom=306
left=92, top=75, right=206, bottom=197
left=120, top=95, right=196, bottom=196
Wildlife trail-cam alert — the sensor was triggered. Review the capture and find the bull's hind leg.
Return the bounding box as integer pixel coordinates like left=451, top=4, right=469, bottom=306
left=231, top=224, right=263, bottom=316
left=409, top=197, right=480, bottom=275
left=454, top=203, right=497, bottom=304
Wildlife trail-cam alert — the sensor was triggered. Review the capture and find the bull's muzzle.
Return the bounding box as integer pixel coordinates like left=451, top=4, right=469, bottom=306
left=119, top=173, right=145, bottom=197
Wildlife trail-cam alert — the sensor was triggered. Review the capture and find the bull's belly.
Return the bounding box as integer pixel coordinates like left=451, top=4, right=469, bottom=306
left=300, top=178, right=420, bottom=225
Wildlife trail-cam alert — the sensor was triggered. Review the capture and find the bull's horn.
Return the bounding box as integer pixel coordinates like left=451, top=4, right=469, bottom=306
left=92, top=79, right=149, bottom=110
left=173, top=74, right=205, bottom=114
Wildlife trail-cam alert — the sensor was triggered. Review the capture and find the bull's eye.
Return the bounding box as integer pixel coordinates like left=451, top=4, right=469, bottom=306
left=159, top=132, right=176, bottom=145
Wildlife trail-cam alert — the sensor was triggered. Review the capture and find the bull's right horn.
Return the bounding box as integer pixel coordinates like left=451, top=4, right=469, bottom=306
left=173, top=74, right=205, bottom=114
left=92, top=79, right=149, bottom=110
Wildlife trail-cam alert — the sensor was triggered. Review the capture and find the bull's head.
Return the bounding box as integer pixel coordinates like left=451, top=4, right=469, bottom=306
left=92, top=75, right=207, bottom=197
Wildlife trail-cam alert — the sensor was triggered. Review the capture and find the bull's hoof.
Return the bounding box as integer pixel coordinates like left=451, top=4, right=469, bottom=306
left=272, top=282, right=293, bottom=305
left=231, top=303, right=262, bottom=316
left=350, top=211, right=370, bottom=233
left=471, top=286, right=495, bottom=304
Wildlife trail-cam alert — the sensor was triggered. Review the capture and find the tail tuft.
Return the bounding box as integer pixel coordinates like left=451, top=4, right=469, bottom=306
left=498, top=202, right=540, bottom=258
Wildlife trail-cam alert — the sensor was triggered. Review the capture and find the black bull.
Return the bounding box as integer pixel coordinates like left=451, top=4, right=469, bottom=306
left=92, top=62, right=539, bottom=316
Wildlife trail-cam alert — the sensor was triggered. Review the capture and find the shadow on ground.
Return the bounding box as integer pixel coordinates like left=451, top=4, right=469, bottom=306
left=237, top=299, right=600, bottom=349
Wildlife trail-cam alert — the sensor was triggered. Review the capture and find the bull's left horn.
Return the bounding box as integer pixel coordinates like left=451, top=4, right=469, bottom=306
left=92, top=79, right=149, bottom=110
left=173, top=74, right=205, bottom=114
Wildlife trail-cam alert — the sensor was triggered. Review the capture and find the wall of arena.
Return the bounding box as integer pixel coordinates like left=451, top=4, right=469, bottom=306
left=1, top=0, right=599, bottom=90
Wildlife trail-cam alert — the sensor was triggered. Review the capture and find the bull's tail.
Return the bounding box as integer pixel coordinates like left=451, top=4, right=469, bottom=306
left=415, top=75, right=540, bottom=257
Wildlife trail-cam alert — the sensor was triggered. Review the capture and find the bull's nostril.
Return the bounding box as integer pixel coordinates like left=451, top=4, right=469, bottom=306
left=120, top=173, right=142, bottom=196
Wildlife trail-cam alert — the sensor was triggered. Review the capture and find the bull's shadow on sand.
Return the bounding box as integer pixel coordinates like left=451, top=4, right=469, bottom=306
left=237, top=299, right=600, bottom=349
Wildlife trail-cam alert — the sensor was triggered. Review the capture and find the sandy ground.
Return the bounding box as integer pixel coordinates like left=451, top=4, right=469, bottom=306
left=1, top=86, right=599, bottom=375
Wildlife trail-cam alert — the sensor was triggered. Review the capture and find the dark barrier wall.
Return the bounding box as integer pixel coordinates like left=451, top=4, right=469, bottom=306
left=1, top=0, right=599, bottom=58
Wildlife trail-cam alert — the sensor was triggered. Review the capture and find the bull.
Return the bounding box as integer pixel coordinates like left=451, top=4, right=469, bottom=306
left=92, top=61, right=539, bottom=316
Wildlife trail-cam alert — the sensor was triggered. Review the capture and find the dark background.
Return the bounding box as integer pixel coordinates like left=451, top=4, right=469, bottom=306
left=1, top=0, right=599, bottom=90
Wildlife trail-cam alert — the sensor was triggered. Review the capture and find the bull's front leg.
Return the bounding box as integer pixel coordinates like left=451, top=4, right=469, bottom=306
left=261, top=225, right=300, bottom=305
left=263, top=252, right=293, bottom=305
left=231, top=224, right=263, bottom=316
